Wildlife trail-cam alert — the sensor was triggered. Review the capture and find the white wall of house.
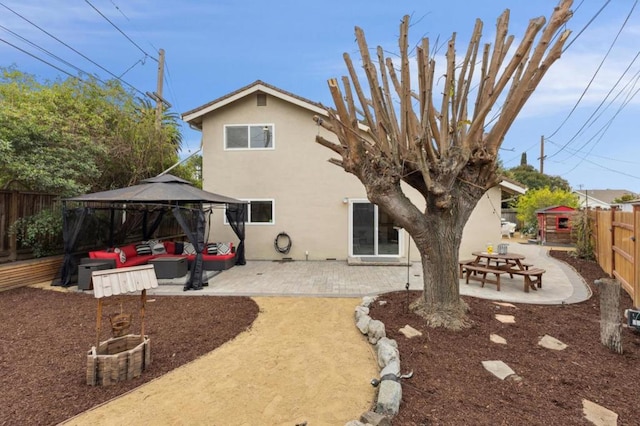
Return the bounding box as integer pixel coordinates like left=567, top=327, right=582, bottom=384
left=199, top=91, right=502, bottom=261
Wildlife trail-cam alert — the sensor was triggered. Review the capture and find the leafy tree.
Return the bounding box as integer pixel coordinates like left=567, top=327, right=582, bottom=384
left=516, top=187, right=579, bottom=234
left=612, top=194, right=637, bottom=203
left=0, top=67, right=183, bottom=195
left=315, top=2, right=573, bottom=328
left=505, top=164, right=570, bottom=191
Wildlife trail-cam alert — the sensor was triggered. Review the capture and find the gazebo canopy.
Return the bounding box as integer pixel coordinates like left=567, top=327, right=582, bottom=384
left=59, top=174, right=246, bottom=290
left=66, top=174, right=244, bottom=205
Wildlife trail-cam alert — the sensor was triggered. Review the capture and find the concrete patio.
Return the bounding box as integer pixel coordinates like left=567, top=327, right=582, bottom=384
left=147, top=243, right=590, bottom=305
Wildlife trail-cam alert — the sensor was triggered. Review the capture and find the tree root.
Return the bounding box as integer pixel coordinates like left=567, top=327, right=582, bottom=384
left=409, top=297, right=473, bottom=330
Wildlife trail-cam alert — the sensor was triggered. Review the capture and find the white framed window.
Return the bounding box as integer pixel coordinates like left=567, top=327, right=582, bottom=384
left=225, top=199, right=275, bottom=225
left=224, top=124, right=274, bottom=150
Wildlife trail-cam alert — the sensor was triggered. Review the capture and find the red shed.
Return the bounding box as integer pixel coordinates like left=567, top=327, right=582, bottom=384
left=536, top=205, right=576, bottom=245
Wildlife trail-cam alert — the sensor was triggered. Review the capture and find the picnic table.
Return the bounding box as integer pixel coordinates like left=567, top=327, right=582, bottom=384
left=460, top=251, right=545, bottom=292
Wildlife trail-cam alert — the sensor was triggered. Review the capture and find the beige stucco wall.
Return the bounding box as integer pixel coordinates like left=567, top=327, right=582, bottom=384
left=199, top=92, right=502, bottom=261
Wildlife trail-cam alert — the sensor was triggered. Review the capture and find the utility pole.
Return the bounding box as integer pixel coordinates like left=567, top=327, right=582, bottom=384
left=539, top=135, right=545, bottom=174
left=155, top=48, right=165, bottom=131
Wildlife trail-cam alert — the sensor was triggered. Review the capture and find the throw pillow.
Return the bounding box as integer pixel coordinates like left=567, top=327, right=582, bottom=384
left=152, top=243, right=166, bottom=255
left=144, top=239, right=159, bottom=251
left=217, top=242, right=231, bottom=255
left=183, top=242, right=196, bottom=255
left=114, top=247, right=127, bottom=264
left=136, top=243, right=152, bottom=256
left=206, top=243, right=218, bottom=255
left=174, top=241, right=184, bottom=255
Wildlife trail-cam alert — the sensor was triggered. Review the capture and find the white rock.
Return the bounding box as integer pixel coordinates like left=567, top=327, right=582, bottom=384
left=582, top=399, right=618, bottom=426
left=490, top=334, right=507, bottom=345
left=493, top=301, right=517, bottom=308
left=481, top=360, right=516, bottom=380
left=495, top=314, right=516, bottom=324
left=538, top=334, right=568, bottom=350
left=399, top=325, right=422, bottom=338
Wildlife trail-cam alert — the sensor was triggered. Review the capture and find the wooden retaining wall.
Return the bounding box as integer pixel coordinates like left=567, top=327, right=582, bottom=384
left=0, top=255, right=63, bottom=292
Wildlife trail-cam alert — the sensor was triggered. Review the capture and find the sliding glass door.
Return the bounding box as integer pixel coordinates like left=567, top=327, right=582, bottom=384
left=351, top=201, right=400, bottom=256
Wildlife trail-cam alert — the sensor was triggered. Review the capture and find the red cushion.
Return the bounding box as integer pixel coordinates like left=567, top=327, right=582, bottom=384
left=90, top=251, right=123, bottom=267
left=164, top=241, right=176, bottom=255
left=121, top=244, right=137, bottom=259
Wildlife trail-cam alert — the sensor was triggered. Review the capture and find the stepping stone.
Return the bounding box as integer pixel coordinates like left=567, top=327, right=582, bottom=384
left=493, top=302, right=517, bottom=308
left=538, top=334, right=568, bottom=350
left=582, top=399, right=618, bottom=426
left=481, top=360, right=516, bottom=380
left=490, top=334, right=507, bottom=344
left=399, top=325, right=422, bottom=338
left=495, top=314, right=515, bottom=323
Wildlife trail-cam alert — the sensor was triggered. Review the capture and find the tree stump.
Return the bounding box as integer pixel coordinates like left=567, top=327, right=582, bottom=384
left=595, top=278, right=623, bottom=354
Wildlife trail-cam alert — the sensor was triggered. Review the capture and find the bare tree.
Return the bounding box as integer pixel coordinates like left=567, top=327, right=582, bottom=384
left=314, top=1, right=574, bottom=329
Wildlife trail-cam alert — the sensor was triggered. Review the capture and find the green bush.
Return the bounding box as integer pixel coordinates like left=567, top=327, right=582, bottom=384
left=10, top=208, right=63, bottom=257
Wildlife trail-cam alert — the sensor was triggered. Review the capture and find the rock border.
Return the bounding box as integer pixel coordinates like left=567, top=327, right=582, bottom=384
left=345, top=296, right=401, bottom=426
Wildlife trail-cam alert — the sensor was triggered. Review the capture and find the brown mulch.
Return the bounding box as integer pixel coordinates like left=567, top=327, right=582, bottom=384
left=369, top=250, right=640, bottom=425
left=0, top=289, right=259, bottom=426
left=2, top=251, right=639, bottom=425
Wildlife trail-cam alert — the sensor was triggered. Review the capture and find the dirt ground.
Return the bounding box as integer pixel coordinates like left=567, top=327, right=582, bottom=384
left=369, top=250, right=640, bottom=425
left=2, top=250, right=640, bottom=425
left=0, top=290, right=377, bottom=426
left=63, top=297, right=378, bottom=425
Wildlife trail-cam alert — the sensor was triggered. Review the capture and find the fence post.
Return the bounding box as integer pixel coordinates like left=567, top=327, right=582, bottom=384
left=8, top=191, right=18, bottom=261
left=609, top=208, right=614, bottom=278
left=634, top=204, right=640, bottom=308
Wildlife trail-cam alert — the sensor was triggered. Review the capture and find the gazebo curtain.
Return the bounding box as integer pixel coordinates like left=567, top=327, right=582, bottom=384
left=225, top=203, right=246, bottom=265
left=172, top=206, right=206, bottom=291
left=59, top=204, right=87, bottom=287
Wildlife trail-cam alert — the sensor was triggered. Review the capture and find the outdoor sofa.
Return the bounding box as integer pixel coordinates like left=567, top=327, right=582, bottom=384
left=88, top=240, right=236, bottom=271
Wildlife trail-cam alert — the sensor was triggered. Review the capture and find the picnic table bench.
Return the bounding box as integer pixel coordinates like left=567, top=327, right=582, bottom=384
left=460, top=252, right=546, bottom=293
left=462, top=264, right=508, bottom=291
left=508, top=267, right=545, bottom=292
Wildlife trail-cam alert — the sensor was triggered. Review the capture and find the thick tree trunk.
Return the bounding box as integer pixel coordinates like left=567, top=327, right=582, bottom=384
left=408, top=192, right=478, bottom=329
left=371, top=183, right=481, bottom=330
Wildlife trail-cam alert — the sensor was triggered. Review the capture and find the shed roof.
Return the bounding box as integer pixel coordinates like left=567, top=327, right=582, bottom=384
left=535, top=205, right=576, bottom=213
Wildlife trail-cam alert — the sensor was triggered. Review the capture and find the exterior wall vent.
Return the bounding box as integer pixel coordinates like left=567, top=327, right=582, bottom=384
left=257, top=93, right=267, bottom=106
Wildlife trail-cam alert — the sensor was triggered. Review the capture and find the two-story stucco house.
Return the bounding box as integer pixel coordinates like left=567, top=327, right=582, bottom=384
left=182, top=80, right=517, bottom=262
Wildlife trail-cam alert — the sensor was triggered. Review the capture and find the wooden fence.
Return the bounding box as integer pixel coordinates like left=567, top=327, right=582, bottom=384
left=590, top=205, right=640, bottom=307
left=0, top=190, right=60, bottom=263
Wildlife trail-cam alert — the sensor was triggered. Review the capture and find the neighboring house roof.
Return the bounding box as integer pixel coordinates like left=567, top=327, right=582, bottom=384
left=182, top=80, right=328, bottom=128
left=499, top=176, right=527, bottom=195
left=573, top=189, right=638, bottom=207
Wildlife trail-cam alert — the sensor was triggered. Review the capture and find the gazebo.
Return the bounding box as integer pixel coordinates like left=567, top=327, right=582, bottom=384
left=59, top=174, right=246, bottom=290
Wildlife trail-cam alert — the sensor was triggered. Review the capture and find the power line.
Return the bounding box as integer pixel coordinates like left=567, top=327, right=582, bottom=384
left=545, top=0, right=636, bottom=150
left=0, top=1, right=149, bottom=97
left=548, top=50, right=640, bottom=162
left=84, top=0, right=157, bottom=62
left=0, top=23, right=104, bottom=82
left=562, top=0, right=612, bottom=53
left=0, top=37, right=77, bottom=79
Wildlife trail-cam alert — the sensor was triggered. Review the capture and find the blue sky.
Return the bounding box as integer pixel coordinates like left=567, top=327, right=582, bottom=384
left=1, top=0, right=639, bottom=192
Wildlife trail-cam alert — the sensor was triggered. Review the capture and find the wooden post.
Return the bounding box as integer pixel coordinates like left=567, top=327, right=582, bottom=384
left=595, top=278, right=623, bottom=354
left=611, top=207, right=616, bottom=276
left=140, top=289, right=147, bottom=341
left=8, top=191, right=18, bottom=261
left=95, top=299, right=103, bottom=349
